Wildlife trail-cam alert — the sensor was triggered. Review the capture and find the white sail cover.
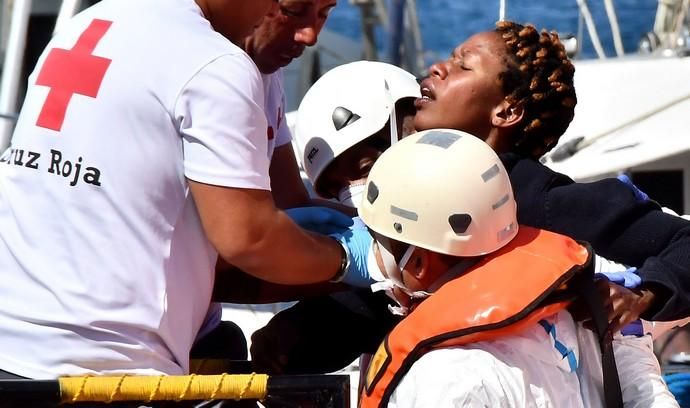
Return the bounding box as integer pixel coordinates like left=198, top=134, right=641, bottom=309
left=544, top=56, right=690, bottom=180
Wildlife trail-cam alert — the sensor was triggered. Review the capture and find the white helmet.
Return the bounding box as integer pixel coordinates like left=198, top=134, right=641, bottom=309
left=359, top=129, right=519, bottom=257
left=294, top=61, right=420, bottom=197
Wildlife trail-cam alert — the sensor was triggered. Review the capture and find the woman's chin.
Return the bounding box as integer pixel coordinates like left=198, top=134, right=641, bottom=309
left=413, top=113, right=437, bottom=132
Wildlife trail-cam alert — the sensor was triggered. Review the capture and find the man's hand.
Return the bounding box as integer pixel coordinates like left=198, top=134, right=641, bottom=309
left=251, top=315, right=303, bottom=375
left=579, top=279, right=656, bottom=334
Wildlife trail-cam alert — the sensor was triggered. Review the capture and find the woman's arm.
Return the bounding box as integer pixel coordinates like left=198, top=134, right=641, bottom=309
left=505, top=155, right=690, bottom=321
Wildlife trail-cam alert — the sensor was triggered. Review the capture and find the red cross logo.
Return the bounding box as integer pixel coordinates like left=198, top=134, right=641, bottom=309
left=35, top=19, right=113, bottom=132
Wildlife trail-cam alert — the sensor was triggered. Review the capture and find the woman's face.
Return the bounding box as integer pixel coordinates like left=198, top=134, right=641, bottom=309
left=414, top=31, right=508, bottom=139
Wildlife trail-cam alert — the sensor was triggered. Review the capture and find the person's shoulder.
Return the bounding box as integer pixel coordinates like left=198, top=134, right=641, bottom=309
left=500, top=153, right=570, bottom=182
left=209, top=51, right=261, bottom=77
left=500, top=153, right=575, bottom=209
left=262, top=69, right=286, bottom=92
left=407, top=347, right=506, bottom=385
left=394, top=347, right=520, bottom=406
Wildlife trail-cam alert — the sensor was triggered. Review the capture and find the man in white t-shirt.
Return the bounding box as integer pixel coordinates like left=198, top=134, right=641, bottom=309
left=247, top=0, right=337, bottom=209
left=0, top=0, right=373, bottom=380
left=193, top=0, right=341, bottom=359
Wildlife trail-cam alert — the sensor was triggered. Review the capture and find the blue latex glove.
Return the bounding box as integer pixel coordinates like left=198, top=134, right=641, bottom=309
left=351, top=216, right=368, bottom=230
left=617, top=174, right=650, bottom=202
left=286, top=206, right=354, bottom=235
left=665, top=372, right=690, bottom=407
left=595, top=267, right=641, bottom=289
left=620, top=319, right=644, bottom=337
left=330, top=227, right=374, bottom=288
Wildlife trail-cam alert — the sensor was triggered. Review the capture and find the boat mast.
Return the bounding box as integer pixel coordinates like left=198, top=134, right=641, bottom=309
left=652, top=0, right=690, bottom=53
left=351, top=0, right=425, bottom=75
left=0, top=0, right=31, bottom=151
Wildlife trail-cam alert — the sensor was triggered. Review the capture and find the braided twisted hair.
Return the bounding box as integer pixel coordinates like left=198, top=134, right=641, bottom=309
left=495, top=21, right=577, bottom=159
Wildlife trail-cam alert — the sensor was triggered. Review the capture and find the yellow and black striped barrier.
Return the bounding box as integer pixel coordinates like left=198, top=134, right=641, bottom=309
left=0, top=373, right=350, bottom=407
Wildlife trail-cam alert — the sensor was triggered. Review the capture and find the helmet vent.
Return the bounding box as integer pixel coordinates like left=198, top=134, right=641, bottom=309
left=481, top=164, right=500, bottom=182
left=492, top=194, right=510, bottom=210
left=390, top=205, right=418, bottom=221
left=332, top=107, right=361, bottom=131
left=367, top=182, right=380, bottom=204
left=497, top=222, right=517, bottom=242
left=416, top=131, right=461, bottom=149
left=448, top=214, right=472, bottom=234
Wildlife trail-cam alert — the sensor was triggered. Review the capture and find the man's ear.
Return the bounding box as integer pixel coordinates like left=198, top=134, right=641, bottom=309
left=491, top=99, right=524, bottom=128
left=407, top=248, right=431, bottom=281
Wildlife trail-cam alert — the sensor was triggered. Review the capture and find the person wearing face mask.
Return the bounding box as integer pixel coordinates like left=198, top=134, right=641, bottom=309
left=248, top=61, right=420, bottom=374
left=358, top=129, right=677, bottom=408
left=293, top=60, right=420, bottom=209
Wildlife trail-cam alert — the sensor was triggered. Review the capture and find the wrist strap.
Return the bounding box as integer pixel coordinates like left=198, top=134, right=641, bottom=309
left=329, top=237, right=349, bottom=283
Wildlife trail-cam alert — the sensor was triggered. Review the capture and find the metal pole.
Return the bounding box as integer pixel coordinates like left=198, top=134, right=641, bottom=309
left=0, top=0, right=32, bottom=151
left=603, top=0, right=625, bottom=56
left=499, top=0, right=506, bottom=21
left=575, top=0, right=607, bottom=59
left=388, top=0, right=406, bottom=66
left=403, top=0, right=425, bottom=75
left=352, top=0, right=379, bottom=60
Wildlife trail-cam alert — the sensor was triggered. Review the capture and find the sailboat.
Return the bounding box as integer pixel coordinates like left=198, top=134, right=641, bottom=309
left=542, top=0, right=690, bottom=216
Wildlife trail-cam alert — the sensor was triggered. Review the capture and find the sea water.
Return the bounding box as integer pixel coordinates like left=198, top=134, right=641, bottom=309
left=325, top=0, right=660, bottom=62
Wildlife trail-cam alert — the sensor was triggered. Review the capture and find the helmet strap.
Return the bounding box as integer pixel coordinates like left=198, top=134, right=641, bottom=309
left=384, top=79, right=399, bottom=146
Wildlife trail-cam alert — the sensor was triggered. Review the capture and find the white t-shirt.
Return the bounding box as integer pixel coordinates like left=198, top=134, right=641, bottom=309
left=197, top=69, right=293, bottom=343
left=0, top=0, right=270, bottom=379
left=263, top=69, right=293, bottom=151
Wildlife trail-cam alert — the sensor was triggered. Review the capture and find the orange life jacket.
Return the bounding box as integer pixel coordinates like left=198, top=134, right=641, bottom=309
left=359, top=226, right=593, bottom=408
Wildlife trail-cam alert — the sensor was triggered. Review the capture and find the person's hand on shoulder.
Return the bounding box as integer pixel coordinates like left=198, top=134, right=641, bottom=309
left=586, top=279, right=656, bottom=335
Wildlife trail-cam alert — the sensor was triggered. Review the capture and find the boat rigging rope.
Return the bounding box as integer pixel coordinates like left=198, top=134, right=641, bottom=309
left=575, top=0, right=608, bottom=59
left=604, top=0, right=625, bottom=56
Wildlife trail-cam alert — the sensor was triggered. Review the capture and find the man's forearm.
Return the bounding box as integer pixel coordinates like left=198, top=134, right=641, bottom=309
left=189, top=181, right=344, bottom=285
left=213, top=259, right=347, bottom=303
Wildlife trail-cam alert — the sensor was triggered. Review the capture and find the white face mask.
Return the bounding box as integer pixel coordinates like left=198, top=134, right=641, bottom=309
left=337, top=181, right=367, bottom=209
left=369, top=240, right=432, bottom=316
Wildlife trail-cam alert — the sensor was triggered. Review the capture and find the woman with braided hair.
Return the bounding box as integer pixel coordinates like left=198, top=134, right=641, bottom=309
left=415, top=20, right=690, bottom=331
left=388, top=21, right=684, bottom=406
left=416, top=21, right=577, bottom=160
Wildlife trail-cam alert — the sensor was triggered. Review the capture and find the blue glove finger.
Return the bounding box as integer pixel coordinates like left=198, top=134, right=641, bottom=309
left=620, top=319, right=644, bottom=337
left=617, top=174, right=650, bottom=202
left=307, top=224, right=354, bottom=235
left=286, top=207, right=354, bottom=233
left=596, top=272, right=625, bottom=285
left=309, top=217, right=367, bottom=235
left=330, top=227, right=374, bottom=288
left=596, top=267, right=641, bottom=289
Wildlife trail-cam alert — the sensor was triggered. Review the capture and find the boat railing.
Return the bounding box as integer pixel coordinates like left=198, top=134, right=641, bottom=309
left=0, top=372, right=351, bottom=407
